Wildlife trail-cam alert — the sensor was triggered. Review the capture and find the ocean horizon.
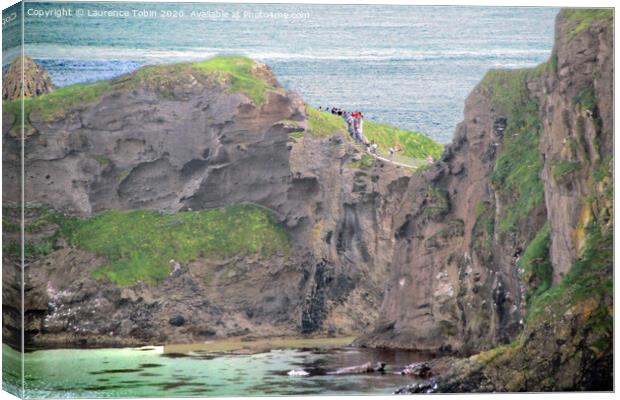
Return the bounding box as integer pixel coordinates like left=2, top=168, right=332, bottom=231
left=3, top=3, right=558, bottom=143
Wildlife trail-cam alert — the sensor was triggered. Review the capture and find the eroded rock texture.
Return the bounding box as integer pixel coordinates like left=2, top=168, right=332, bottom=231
left=2, top=9, right=613, bottom=392
left=2, top=58, right=411, bottom=349
left=2, top=55, right=55, bottom=100
left=375, top=9, right=613, bottom=392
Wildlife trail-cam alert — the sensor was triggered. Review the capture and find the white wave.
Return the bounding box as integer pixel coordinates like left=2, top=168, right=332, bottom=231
left=287, top=369, right=310, bottom=377
left=16, top=43, right=550, bottom=64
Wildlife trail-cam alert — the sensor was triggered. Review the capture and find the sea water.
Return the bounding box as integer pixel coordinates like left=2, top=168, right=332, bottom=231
left=2, top=344, right=432, bottom=397
left=3, top=3, right=557, bottom=143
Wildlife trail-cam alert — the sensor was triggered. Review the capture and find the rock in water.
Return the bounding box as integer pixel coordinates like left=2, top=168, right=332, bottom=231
left=328, top=361, right=386, bottom=375
left=400, top=362, right=432, bottom=378
left=2, top=55, right=55, bottom=100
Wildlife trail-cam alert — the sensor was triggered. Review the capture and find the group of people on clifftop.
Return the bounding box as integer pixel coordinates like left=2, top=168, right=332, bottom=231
left=319, top=106, right=365, bottom=144
left=318, top=105, right=440, bottom=165
left=319, top=106, right=393, bottom=160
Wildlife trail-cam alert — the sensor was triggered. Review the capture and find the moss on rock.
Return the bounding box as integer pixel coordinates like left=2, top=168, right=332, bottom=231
left=363, top=120, right=444, bottom=160
left=305, top=106, right=348, bottom=137
left=519, top=223, right=553, bottom=305
left=2, top=56, right=280, bottom=135
left=192, top=56, right=278, bottom=104
left=3, top=204, right=290, bottom=287
left=560, top=8, right=613, bottom=40
left=482, top=69, right=545, bottom=232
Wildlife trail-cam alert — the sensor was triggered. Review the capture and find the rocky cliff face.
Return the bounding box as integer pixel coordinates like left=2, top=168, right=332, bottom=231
left=364, top=9, right=613, bottom=391
left=2, top=56, right=412, bottom=348
left=539, top=10, right=614, bottom=284
left=2, top=55, right=55, bottom=100
left=1, top=8, right=613, bottom=391
left=358, top=71, right=547, bottom=353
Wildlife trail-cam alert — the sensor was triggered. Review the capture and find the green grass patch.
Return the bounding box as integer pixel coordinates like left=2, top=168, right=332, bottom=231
left=347, top=153, right=375, bottom=170
left=560, top=8, right=613, bottom=40
left=5, top=204, right=290, bottom=286
left=2, top=214, right=20, bottom=234
left=572, top=87, right=596, bottom=112
left=288, top=131, right=305, bottom=139
left=2, top=206, right=69, bottom=258
left=3, top=81, right=111, bottom=136
left=530, top=54, right=557, bottom=77
left=519, top=223, right=553, bottom=304
left=471, top=337, right=522, bottom=365
left=593, top=156, right=612, bottom=182
left=549, top=54, right=558, bottom=72
left=304, top=107, right=443, bottom=165
left=192, top=56, right=275, bottom=104
left=62, top=204, right=290, bottom=286
left=3, top=56, right=278, bottom=132
left=305, top=106, right=348, bottom=137
left=472, top=201, right=495, bottom=253
left=552, top=160, right=580, bottom=180
left=527, top=220, right=612, bottom=322
left=363, top=120, right=444, bottom=160
left=2, top=81, right=112, bottom=132
left=482, top=69, right=545, bottom=232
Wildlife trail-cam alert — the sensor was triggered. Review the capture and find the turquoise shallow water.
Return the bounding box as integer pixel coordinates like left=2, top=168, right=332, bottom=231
left=2, top=2, right=557, bottom=143
left=2, top=344, right=431, bottom=397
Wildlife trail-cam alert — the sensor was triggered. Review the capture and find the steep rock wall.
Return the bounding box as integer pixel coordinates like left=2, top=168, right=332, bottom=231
left=360, top=9, right=613, bottom=362
left=538, top=10, right=614, bottom=283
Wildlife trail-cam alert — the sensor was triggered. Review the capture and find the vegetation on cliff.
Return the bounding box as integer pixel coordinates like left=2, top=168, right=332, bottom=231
left=3, top=53, right=441, bottom=170
left=305, top=106, right=444, bottom=164
left=192, top=56, right=277, bottom=104
left=347, top=153, right=375, bottom=170
left=364, top=120, right=444, bottom=160
left=560, top=8, right=613, bottom=39
left=305, top=106, right=348, bottom=137
left=3, top=81, right=111, bottom=136
left=4, top=204, right=290, bottom=286
left=482, top=68, right=544, bottom=232
left=519, top=223, right=552, bottom=305
left=425, top=9, right=614, bottom=391
left=2, top=56, right=277, bottom=136
left=475, top=185, right=611, bottom=389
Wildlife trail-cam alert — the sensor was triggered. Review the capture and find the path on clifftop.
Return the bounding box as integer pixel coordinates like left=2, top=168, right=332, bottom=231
left=349, top=125, right=429, bottom=169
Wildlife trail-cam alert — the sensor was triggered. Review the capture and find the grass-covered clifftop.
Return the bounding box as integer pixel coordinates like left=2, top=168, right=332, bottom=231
left=364, top=120, right=444, bottom=160
left=5, top=54, right=442, bottom=165
left=192, top=56, right=277, bottom=104
left=2, top=56, right=278, bottom=136
left=4, top=204, right=290, bottom=286
left=560, top=8, right=613, bottom=39
left=305, top=106, right=444, bottom=163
